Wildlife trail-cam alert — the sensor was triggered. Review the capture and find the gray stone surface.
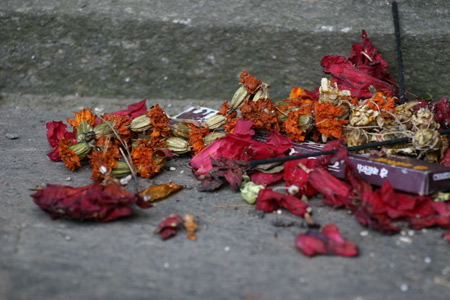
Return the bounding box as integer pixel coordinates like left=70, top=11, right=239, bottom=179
left=1, top=0, right=449, bottom=100
left=1, top=93, right=450, bottom=300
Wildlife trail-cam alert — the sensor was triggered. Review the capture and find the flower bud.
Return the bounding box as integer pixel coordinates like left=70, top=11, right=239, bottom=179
left=130, top=115, right=152, bottom=132
left=230, top=85, right=248, bottom=110
left=69, top=142, right=91, bottom=159
left=241, top=180, right=264, bottom=204
left=93, top=121, right=115, bottom=139
left=171, top=123, right=191, bottom=139
left=76, top=120, right=93, bottom=142
left=203, top=132, right=226, bottom=145
left=204, top=114, right=227, bottom=130
left=111, top=161, right=132, bottom=178
left=166, top=137, right=191, bottom=154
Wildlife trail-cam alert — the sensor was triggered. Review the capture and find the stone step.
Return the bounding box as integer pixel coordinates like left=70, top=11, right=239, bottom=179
left=1, top=0, right=449, bottom=101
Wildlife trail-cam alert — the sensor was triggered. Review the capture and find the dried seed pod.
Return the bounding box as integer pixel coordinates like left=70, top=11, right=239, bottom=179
left=171, top=123, right=191, bottom=139
left=412, top=108, right=439, bottom=130
left=413, top=129, right=441, bottom=152
left=204, top=114, right=227, bottom=130
left=203, top=132, right=226, bottom=145
left=165, top=136, right=191, bottom=154
left=230, top=85, right=249, bottom=110
left=130, top=115, right=152, bottom=132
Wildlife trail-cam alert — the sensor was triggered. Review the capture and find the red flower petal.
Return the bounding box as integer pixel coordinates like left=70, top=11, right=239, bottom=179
left=256, top=188, right=310, bottom=217
left=295, top=224, right=358, bottom=257
left=46, top=121, right=77, bottom=161
left=154, top=214, right=184, bottom=240
left=112, top=99, right=148, bottom=120
left=321, top=31, right=396, bottom=99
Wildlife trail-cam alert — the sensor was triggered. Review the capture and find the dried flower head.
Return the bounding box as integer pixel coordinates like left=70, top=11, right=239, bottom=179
left=147, top=104, right=171, bottom=140
left=131, top=139, right=167, bottom=178
left=240, top=98, right=280, bottom=132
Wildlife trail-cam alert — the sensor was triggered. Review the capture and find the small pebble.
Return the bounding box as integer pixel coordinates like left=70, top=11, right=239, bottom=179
left=400, top=284, right=408, bottom=292
left=65, top=177, right=72, bottom=181
left=180, top=170, right=184, bottom=174
left=399, top=236, right=412, bottom=244
left=164, top=262, right=169, bottom=268
left=6, top=133, right=19, bottom=140
left=422, top=228, right=428, bottom=233
left=65, top=235, right=71, bottom=241
left=276, top=209, right=283, bottom=215
left=424, top=257, right=432, bottom=264
left=408, top=230, right=415, bottom=236
left=120, top=175, right=132, bottom=185
left=360, top=231, right=369, bottom=237
left=369, top=252, right=375, bottom=258
left=224, top=246, right=230, bottom=252
left=169, top=167, right=176, bottom=171
left=400, top=230, right=406, bottom=236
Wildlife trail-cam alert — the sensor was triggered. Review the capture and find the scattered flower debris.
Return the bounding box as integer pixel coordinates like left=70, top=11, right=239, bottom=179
left=36, top=29, right=450, bottom=256
left=295, top=224, right=359, bottom=257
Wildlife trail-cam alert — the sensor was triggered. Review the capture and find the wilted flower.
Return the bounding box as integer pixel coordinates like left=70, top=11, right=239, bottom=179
left=31, top=183, right=150, bottom=222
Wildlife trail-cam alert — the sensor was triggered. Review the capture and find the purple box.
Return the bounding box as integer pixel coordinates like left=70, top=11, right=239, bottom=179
left=293, top=142, right=450, bottom=195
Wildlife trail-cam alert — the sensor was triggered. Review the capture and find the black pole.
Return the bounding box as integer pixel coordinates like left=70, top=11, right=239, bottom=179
left=392, top=1, right=405, bottom=104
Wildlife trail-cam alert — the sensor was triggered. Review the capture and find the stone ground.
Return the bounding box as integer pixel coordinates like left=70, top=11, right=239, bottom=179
left=1, top=93, right=450, bottom=300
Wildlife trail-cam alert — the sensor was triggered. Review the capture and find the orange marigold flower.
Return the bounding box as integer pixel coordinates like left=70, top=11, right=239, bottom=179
left=188, top=124, right=210, bottom=155
left=131, top=139, right=167, bottom=178
left=58, top=138, right=81, bottom=171
left=218, top=100, right=238, bottom=133
left=314, top=102, right=349, bottom=139
left=289, top=87, right=310, bottom=99
left=240, top=98, right=280, bottom=132
left=147, top=104, right=171, bottom=140
left=103, top=114, right=132, bottom=144
left=240, top=71, right=262, bottom=95
left=367, top=91, right=395, bottom=113
left=88, top=144, right=121, bottom=183
left=283, top=109, right=311, bottom=142
left=67, top=108, right=96, bottom=129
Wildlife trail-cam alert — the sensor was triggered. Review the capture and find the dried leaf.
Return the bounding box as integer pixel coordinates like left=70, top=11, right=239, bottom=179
left=139, top=182, right=183, bottom=202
